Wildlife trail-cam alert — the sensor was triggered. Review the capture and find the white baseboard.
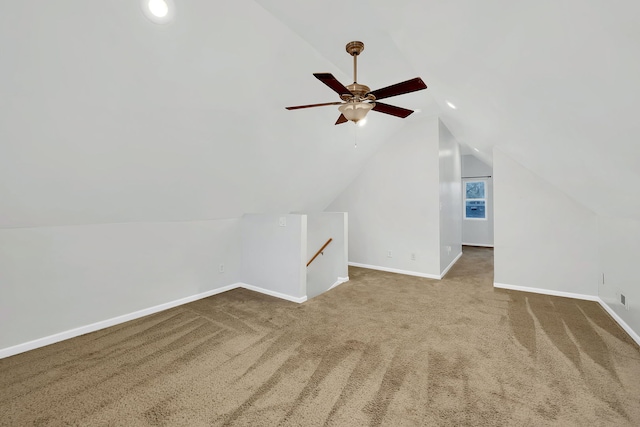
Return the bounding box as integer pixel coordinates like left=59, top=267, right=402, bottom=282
left=329, top=276, right=349, bottom=290
left=5, top=279, right=636, bottom=361
left=238, top=283, right=307, bottom=304
left=0, top=284, right=238, bottom=360
left=440, top=252, right=463, bottom=278
left=493, top=282, right=640, bottom=348
left=493, top=282, right=600, bottom=301
left=348, top=252, right=462, bottom=280
left=596, top=298, right=640, bottom=348
left=462, top=243, right=494, bottom=248
left=0, top=281, right=311, bottom=359
left=348, top=262, right=440, bottom=280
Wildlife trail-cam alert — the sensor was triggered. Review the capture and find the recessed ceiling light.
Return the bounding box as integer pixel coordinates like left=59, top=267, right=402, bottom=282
left=446, top=101, right=457, bottom=109
left=149, top=0, right=168, bottom=17
left=142, top=0, right=175, bottom=24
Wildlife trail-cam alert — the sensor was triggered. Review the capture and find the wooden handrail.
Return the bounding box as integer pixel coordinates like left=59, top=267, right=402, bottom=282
left=307, top=238, right=333, bottom=267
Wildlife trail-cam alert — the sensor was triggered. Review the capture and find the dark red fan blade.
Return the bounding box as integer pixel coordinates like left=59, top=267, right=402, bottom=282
left=314, top=73, right=353, bottom=96
left=286, top=101, right=344, bottom=110
left=372, top=102, right=414, bottom=118
left=368, top=77, right=427, bottom=101
left=335, top=114, right=348, bottom=125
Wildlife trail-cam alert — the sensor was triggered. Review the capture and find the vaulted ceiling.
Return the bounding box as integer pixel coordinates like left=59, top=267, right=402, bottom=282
left=2, top=1, right=639, bottom=228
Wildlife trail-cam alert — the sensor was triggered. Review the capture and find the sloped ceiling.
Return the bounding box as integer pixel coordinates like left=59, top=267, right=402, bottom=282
left=257, top=0, right=640, bottom=220
left=1, top=1, right=639, bottom=228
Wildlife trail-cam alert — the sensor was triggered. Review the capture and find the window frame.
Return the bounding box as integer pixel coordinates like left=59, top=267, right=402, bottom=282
left=463, top=179, right=488, bottom=221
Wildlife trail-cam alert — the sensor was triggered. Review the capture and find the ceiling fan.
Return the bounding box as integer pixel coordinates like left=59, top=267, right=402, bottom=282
left=286, top=41, right=427, bottom=125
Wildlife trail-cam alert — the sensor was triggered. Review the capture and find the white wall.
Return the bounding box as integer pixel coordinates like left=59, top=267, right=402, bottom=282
left=305, top=212, right=348, bottom=299
left=598, top=216, right=640, bottom=341
left=0, top=219, right=240, bottom=351
left=438, top=120, right=462, bottom=274
left=326, top=116, right=442, bottom=278
left=240, top=214, right=307, bottom=300
left=461, top=155, right=494, bottom=246
left=493, top=148, right=598, bottom=296
left=0, top=2, right=408, bottom=230
left=461, top=155, right=492, bottom=178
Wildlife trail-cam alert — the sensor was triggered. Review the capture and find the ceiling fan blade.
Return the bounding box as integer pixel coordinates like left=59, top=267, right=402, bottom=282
left=314, top=73, right=353, bottom=96
left=368, top=77, right=427, bottom=101
left=286, top=101, right=344, bottom=110
left=335, top=114, right=348, bottom=125
left=372, top=102, right=414, bottom=118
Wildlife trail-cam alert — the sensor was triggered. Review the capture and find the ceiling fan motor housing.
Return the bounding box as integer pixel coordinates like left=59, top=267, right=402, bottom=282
left=341, top=83, right=374, bottom=101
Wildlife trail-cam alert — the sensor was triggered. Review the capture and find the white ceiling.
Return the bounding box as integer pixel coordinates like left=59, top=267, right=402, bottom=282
left=1, top=1, right=639, bottom=228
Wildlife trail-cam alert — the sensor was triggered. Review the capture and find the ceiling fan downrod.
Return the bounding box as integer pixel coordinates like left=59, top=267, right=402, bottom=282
left=345, top=41, right=365, bottom=84
left=354, top=52, right=357, bottom=83
left=342, top=41, right=373, bottom=103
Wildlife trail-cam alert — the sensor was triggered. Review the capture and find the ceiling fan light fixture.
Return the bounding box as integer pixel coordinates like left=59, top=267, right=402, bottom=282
left=338, top=102, right=374, bottom=123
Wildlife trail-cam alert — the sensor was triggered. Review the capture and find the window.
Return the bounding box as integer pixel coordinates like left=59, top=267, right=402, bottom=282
left=464, top=181, right=487, bottom=220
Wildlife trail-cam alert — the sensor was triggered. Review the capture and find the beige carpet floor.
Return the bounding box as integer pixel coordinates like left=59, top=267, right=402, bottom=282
left=1, top=247, right=639, bottom=426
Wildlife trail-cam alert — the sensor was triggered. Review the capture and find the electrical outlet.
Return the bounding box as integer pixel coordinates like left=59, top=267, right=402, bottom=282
left=621, top=293, right=629, bottom=310
left=219, top=264, right=225, bottom=273
left=411, top=253, right=416, bottom=261
left=387, top=250, right=393, bottom=258
left=279, top=217, right=287, bottom=227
